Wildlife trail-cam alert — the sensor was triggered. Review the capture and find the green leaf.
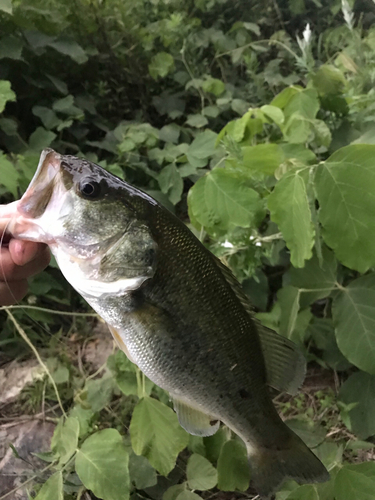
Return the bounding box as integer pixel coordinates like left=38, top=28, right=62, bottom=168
left=29, top=127, right=56, bottom=151
left=308, top=318, right=351, bottom=371
left=130, top=396, right=189, bottom=476
left=217, top=440, right=250, bottom=491
left=159, top=124, right=180, bottom=143
left=129, top=453, right=157, bottom=489
left=163, top=484, right=187, bottom=500
left=332, top=273, right=375, bottom=374
left=315, top=145, right=375, bottom=272
left=268, top=169, right=314, bottom=267
left=203, top=427, right=230, bottom=463
left=149, top=52, right=174, bottom=80
left=85, top=371, right=116, bottom=412
left=286, top=485, right=319, bottom=500
left=312, top=65, right=346, bottom=95
left=51, top=416, right=79, bottom=464
left=76, top=429, right=130, bottom=500
left=284, top=89, right=319, bottom=121
left=260, top=105, right=284, bottom=126
left=0, top=154, right=19, bottom=198
left=187, top=130, right=217, bottom=163
left=242, top=143, right=284, bottom=175
left=188, top=169, right=265, bottom=232
left=0, top=0, right=12, bottom=14
left=186, top=453, right=218, bottom=490
left=277, top=286, right=300, bottom=340
left=271, top=86, right=301, bottom=109
left=338, top=371, right=375, bottom=439
left=334, top=463, right=375, bottom=500
left=176, top=492, right=202, bottom=500
left=34, top=472, right=63, bottom=500
left=49, top=38, right=88, bottom=64
left=0, top=36, right=23, bottom=60
left=186, top=114, right=208, bottom=128
left=158, top=164, right=183, bottom=205
left=312, top=120, right=332, bottom=148
left=0, top=80, right=16, bottom=113
left=202, top=77, right=225, bottom=96
left=289, top=247, right=337, bottom=307
left=32, top=106, right=61, bottom=129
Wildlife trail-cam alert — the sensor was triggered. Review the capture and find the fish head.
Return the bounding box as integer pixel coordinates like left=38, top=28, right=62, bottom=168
left=11, top=149, right=157, bottom=299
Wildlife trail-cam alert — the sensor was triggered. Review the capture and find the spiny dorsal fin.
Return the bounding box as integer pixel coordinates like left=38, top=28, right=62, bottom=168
left=213, top=256, right=306, bottom=395
left=173, top=398, right=220, bottom=437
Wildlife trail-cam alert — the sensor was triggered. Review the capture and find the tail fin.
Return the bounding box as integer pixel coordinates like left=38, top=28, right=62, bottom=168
left=248, top=433, right=330, bottom=499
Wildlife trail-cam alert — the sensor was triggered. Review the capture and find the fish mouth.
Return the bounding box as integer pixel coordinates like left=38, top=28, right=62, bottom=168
left=9, top=149, right=64, bottom=244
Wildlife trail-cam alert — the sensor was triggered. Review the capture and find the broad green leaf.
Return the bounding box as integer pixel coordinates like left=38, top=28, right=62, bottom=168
left=284, top=89, right=319, bottom=121
left=277, top=286, right=300, bottom=340
left=51, top=416, right=79, bottom=464
left=0, top=117, right=17, bottom=135
left=130, top=396, right=189, bottom=476
left=217, top=440, right=250, bottom=491
left=129, top=453, right=157, bottom=489
left=312, top=119, right=332, bottom=148
left=188, top=168, right=265, bottom=232
left=0, top=36, right=23, bottom=60
left=308, top=318, right=351, bottom=371
left=286, top=485, right=319, bottom=500
left=187, top=130, right=217, bottom=164
left=242, top=144, right=284, bottom=175
left=159, top=124, right=180, bottom=143
left=85, top=371, right=116, bottom=412
left=314, top=441, right=343, bottom=470
left=268, top=169, right=314, bottom=267
left=188, top=435, right=206, bottom=456
left=332, top=273, right=375, bottom=374
left=176, top=492, right=202, bottom=500
left=281, top=143, right=316, bottom=166
left=315, top=145, right=375, bottom=272
left=29, top=127, right=56, bottom=151
left=338, top=371, right=375, bottom=439
left=334, top=463, right=375, bottom=500
left=158, top=164, right=183, bottom=205
left=32, top=106, right=61, bottom=129
left=34, top=472, right=63, bottom=500
left=312, top=65, right=346, bottom=95
left=0, top=154, right=19, bottom=198
left=149, top=52, right=174, bottom=79
left=186, top=453, right=218, bottom=490
left=202, top=77, right=225, bottom=96
left=49, top=38, right=88, bottom=64
left=285, top=419, right=326, bottom=448
left=69, top=405, right=94, bottom=438
left=289, top=247, right=337, bottom=307
left=282, top=115, right=311, bottom=144
left=186, top=114, right=208, bottom=128
left=76, top=429, right=129, bottom=500
left=260, top=105, right=284, bottom=126
left=0, top=80, right=16, bottom=113
left=163, top=484, right=187, bottom=500
left=204, top=427, right=230, bottom=462
left=271, top=86, right=301, bottom=109
left=0, top=0, right=12, bottom=14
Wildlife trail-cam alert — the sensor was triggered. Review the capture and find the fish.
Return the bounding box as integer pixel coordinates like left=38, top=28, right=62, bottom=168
left=9, top=149, right=329, bottom=497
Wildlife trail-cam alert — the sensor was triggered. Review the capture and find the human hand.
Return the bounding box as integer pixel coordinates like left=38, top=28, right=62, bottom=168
left=0, top=202, right=51, bottom=305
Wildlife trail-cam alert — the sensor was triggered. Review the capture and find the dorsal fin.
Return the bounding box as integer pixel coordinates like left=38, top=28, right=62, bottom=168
left=213, top=256, right=306, bottom=395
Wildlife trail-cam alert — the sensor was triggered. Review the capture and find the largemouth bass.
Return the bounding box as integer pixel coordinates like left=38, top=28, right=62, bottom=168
left=10, top=149, right=329, bottom=497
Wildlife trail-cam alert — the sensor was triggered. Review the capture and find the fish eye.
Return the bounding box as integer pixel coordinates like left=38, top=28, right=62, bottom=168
left=79, top=180, right=101, bottom=199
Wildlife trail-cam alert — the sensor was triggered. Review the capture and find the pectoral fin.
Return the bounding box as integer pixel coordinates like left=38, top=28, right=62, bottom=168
left=106, top=323, right=137, bottom=365
left=173, top=398, right=220, bottom=437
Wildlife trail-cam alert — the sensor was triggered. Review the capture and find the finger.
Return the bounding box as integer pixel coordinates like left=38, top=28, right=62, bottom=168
left=0, top=246, right=51, bottom=281
left=0, top=201, right=19, bottom=219
left=9, top=240, right=48, bottom=267
left=0, top=280, right=28, bottom=306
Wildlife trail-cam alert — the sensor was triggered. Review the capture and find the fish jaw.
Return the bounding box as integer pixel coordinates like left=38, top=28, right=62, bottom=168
left=9, top=149, right=69, bottom=245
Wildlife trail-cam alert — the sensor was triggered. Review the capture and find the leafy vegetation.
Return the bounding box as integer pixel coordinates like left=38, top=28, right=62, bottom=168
left=2, top=0, right=375, bottom=499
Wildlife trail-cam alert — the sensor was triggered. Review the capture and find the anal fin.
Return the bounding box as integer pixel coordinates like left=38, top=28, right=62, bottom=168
left=173, top=398, right=220, bottom=437
left=106, top=323, right=137, bottom=365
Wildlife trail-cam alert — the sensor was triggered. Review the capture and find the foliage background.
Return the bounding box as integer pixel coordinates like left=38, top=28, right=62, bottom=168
left=2, top=0, right=375, bottom=499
